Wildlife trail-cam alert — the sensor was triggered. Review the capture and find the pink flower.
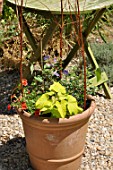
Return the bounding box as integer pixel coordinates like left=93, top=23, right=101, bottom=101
left=22, top=79, right=28, bottom=86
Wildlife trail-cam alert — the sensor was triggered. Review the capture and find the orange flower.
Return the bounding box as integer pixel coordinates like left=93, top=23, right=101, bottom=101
left=7, top=104, right=11, bottom=111
left=21, top=102, right=27, bottom=110
left=22, top=79, right=28, bottom=86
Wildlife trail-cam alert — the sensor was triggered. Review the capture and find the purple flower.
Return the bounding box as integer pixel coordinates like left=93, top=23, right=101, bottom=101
left=72, top=93, right=75, bottom=96
left=63, top=70, right=69, bottom=75
left=53, top=71, right=60, bottom=77
left=53, top=58, right=57, bottom=63
left=43, top=55, right=50, bottom=61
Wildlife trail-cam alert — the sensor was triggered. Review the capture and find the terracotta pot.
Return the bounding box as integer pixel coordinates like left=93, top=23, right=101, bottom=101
left=18, top=96, right=96, bottom=170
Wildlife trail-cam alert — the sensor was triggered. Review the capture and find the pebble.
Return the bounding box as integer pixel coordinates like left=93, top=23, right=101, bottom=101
left=79, top=89, right=113, bottom=170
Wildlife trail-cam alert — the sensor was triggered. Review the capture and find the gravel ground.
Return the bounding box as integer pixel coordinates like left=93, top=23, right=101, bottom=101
left=0, top=69, right=113, bottom=170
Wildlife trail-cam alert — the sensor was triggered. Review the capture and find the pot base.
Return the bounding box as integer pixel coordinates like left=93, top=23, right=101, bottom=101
left=19, top=97, right=96, bottom=170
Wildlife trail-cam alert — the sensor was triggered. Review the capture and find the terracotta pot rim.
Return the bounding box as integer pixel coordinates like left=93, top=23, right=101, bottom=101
left=18, top=95, right=96, bottom=126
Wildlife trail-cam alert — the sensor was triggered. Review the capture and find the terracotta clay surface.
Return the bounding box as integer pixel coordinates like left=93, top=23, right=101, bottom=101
left=19, top=97, right=96, bottom=170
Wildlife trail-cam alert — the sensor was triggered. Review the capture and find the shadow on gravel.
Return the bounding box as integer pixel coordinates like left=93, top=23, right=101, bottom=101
left=0, top=69, right=19, bottom=115
left=0, top=137, right=33, bottom=170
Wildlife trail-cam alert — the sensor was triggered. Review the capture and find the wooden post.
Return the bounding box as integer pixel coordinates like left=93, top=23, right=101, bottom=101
left=0, top=0, right=3, bottom=14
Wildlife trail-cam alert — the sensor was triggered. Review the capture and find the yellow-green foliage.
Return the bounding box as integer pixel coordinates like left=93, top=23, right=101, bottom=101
left=35, top=82, right=83, bottom=118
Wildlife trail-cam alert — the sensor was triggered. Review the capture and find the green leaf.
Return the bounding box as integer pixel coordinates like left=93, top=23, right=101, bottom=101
left=77, top=106, right=83, bottom=113
left=40, top=107, right=50, bottom=112
left=68, top=103, right=78, bottom=115
left=40, top=107, right=52, bottom=114
left=34, top=76, right=43, bottom=83
left=41, top=109, right=51, bottom=115
left=67, top=95, right=77, bottom=103
left=61, top=100, right=67, bottom=117
left=68, top=103, right=83, bottom=115
left=57, top=92, right=67, bottom=100
left=35, top=94, right=52, bottom=109
left=46, top=91, right=55, bottom=96
left=54, top=101, right=66, bottom=118
left=67, top=95, right=83, bottom=115
left=95, top=68, right=101, bottom=82
left=49, top=82, right=66, bottom=94
left=30, top=64, right=34, bottom=75
left=51, top=108, right=60, bottom=118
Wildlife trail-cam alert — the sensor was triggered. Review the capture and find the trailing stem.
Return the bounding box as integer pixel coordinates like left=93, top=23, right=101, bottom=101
left=40, top=38, right=45, bottom=92
left=59, top=0, right=64, bottom=79
left=19, top=0, right=24, bottom=95
left=76, top=0, right=86, bottom=109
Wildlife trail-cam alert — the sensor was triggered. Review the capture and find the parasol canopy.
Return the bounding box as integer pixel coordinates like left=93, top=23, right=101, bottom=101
left=7, top=0, right=113, bottom=14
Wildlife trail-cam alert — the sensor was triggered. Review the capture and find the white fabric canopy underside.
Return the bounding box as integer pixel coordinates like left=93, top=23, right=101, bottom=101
left=7, top=0, right=113, bottom=13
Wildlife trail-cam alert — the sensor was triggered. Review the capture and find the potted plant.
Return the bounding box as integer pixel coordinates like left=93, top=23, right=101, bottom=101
left=9, top=64, right=96, bottom=170
left=8, top=0, right=96, bottom=169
